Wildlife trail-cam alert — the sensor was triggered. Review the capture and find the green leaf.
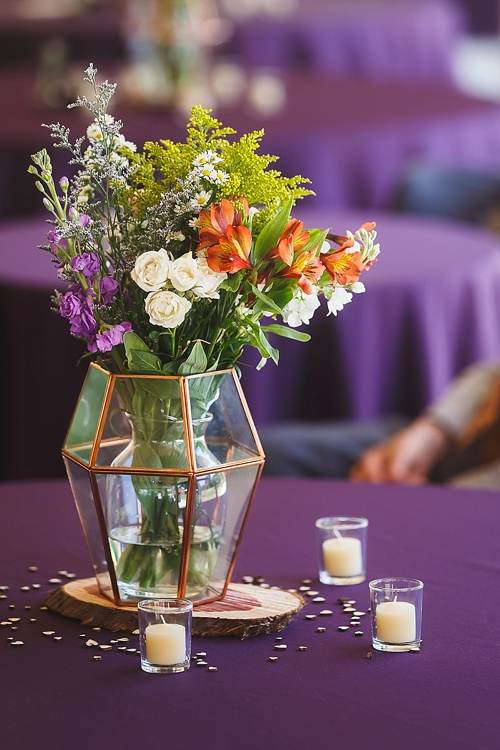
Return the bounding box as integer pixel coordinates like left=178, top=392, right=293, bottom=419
left=261, top=324, right=311, bottom=342
left=137, top=379, right=182, bottom=402
left=161, top=362, right=178, bottom=374
left=124, top=331, right=151, bottom=352
left=178, top=341, right=207, bottom=375
left=247, top=319, right=279, bottom=365
left=132, top=442, right=162, bottom=470
left=123, top=331, right=152, bottom=370
left=252, top=197, right=293, bottom=264
left=129, top=350, right=162, bottom=373
left=250, top=284, right=282, bottom=316
left=265, top=287, right=294, bottom=310
left=301, top=227, right=329, bottom=255
left=221, top=269, right=244, bottom=292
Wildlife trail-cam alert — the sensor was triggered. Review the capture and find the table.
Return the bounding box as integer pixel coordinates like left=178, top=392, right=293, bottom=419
left=1, top=476, right=499, bottom=749
left=240, top=208, right=500, bottom=423
left=224, top=0, right=465, bottom=86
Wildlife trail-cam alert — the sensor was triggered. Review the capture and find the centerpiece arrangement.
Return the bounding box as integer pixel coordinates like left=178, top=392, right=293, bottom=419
left=29, top=64, right=379, bottom=607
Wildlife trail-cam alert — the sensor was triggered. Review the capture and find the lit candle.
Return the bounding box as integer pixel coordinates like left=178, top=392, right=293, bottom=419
left=322, top=537, right=362, bottom=577
left=375, top=601, right=416, bottom=643
left=145, top=622, right=186, bottom=665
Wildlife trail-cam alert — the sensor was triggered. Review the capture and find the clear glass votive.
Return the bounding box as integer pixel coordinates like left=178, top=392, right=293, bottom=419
left=315, top=516, right=368, bottom=585
left=138, top=598, right=192, bottom=673
left=369, top=578, right=423, bottom=652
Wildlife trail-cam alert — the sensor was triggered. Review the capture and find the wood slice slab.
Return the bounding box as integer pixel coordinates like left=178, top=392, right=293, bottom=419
left=44, top=578, right=305, bottom=638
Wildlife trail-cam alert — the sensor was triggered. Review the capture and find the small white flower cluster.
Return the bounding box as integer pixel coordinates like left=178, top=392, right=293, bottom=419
left=282, top=283, right=366, bottom=326
left=176, top=150, right=230, bottom=215
left=131, top=248, right=227, bottom=329
left=281, top=292, right=320, bottom=328
left=76, top=116, right=137, bottom=203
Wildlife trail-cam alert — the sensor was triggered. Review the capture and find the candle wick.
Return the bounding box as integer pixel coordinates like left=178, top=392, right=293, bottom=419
left=161, top=615, right=167, bottom=624
left=394, top=595, right=398, bottom=603
left=334, top=528, right=342, bottom=539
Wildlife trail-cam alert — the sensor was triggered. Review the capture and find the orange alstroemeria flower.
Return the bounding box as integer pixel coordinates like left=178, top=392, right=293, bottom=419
left=197, top=198, right=249, bottom=251
left=206, top=225, right=253, bottom=274
left=268, top=219, right=310, bottom=266
left=281, top=250, right=323, bottom=295
left=321, top=247, right=366, bottom=286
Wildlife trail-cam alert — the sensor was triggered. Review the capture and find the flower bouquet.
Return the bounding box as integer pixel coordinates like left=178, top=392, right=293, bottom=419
left=29, top=65, right=380, bottom=602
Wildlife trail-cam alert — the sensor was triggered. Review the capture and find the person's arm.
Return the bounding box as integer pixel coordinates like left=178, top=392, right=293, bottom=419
left=349, top=362, right=500, bottom=484
left=349, top=416, right=451, bottom=483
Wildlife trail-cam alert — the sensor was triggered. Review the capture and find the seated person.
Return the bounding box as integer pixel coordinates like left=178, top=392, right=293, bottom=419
left=260, top=361, right=500, bottom=489
left=395, top=161, right=500, bottom=231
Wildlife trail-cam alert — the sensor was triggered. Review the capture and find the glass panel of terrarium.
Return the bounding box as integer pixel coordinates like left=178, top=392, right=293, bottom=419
left=63, top=364, right=109, bottom=464
left=182, top=463, right=229, bottom=600
left=98, top=469, right=188, bottom=601
left=95, top=375, right=189, bottom=470
left=203, top=463, right=261, bottom=596
left=208, top=371, right=261, bottom=465
left=64, top=458, right=114, bottom=600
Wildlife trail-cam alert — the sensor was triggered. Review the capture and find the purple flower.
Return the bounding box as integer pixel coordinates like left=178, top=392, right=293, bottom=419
left=79, top=213, right=91, bottom=227
left=59, top=288, right=85, bottom=320
left=88, top=322, right=132, bottom=353
left=100, top=276, right=118, bottom=304
left=71, top=305, right=98, bottom=337
left=59, top=286, right=98, bottom=338
left=46, top=230, right=68, bottom=254
left=70, top=252, right=100, bottom=279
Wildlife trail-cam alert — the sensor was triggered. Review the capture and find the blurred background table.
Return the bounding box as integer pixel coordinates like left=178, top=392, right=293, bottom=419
left=223, top=0, right=465, bottom=86
left=5, top=66, right=500, bottom=219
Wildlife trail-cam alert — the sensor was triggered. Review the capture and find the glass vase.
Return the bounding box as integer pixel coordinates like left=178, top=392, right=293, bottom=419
left=62, top=364, right=265, bottom=606
left=106, top=413, right=227, bottom=601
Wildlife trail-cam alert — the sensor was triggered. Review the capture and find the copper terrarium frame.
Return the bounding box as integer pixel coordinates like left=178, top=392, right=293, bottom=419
left=62, top=363, right=265, bottom=607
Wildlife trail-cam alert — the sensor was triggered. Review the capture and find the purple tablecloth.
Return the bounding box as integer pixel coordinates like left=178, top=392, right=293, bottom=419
left=225, top=0, right=464, bottom=86
left=1, top=476, right=499, bottom=749
left=241, top=208, right=500, bottom=423
left=5, top=66, right=500, bottom=218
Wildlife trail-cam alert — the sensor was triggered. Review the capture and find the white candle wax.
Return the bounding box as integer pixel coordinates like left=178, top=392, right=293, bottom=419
left=145, top=622, right=186, bottom=665
left=376, top=601, right=416, bottom=643
left=322, top=536, right=362, bottom=577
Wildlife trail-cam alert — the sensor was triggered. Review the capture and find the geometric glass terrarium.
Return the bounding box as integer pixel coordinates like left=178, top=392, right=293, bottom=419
left=62, top=363, right=265, bottom=607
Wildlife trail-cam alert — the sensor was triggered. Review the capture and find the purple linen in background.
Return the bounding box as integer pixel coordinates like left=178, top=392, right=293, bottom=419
left=226, top=0, right=465, bottom=86
left=1, top=477, right=499, bottom=750
left=5, top=68, right=500, bottom=217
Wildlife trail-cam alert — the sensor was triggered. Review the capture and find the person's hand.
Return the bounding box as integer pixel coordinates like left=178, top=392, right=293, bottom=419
left=349, top=417, right=451, bottom=484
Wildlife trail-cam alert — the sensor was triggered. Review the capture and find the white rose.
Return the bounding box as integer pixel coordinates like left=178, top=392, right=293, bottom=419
left=169, top=253, right=198, bottom=292
left=192, top=256, right=227, bottom=299
left=131, top=249, right=170, bottom=292
left=145, top=290, right=191, bottom=328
